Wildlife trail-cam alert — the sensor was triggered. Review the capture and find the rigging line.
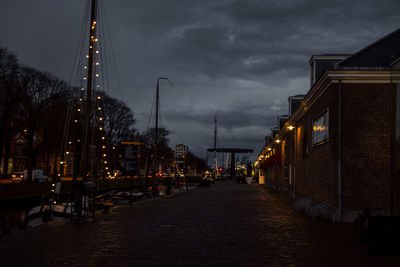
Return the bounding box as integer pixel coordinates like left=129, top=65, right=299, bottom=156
left=69, top=0, right=90, bottom=87
left=158, top=97, right=163, bottom=129
left=60, top=0, right=90, bottom=158
left=90, top=3, right=97, bottom=155
left=146, top=88, right=156, bottom=132
left=75, top=2, right=91, bottom=90
left=97, top=3, right=105, bottom=95
left=101, top=0, right=124, bottom=100
left=98, top=35, right=105, bottom=96
left=98, top=0, right=108, bottom=94
left=99, top=0, right=111, bottom=94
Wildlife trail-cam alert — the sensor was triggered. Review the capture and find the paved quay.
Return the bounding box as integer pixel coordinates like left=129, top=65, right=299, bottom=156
left=0, top=180, right=399, bottom=266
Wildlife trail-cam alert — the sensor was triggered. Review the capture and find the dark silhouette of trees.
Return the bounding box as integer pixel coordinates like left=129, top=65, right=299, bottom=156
left=183, top=151, right=208, bottom=176
left=18, top=67, right=70, bottom=181
left=99, top=92, right=135, bottom=146
left=0, top=47, right=137, bottom=180
left=0, top=48, right=28, bottom=178
left=0, top=47, right=206, bottom=181
left=97, top=92, right=136, bottom=175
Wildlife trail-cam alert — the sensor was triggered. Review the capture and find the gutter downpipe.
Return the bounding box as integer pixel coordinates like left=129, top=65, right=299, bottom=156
left=338, top=80, right=342, bottom=222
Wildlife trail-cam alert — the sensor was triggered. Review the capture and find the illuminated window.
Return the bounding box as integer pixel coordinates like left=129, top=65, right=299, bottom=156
left=312, top=109, right=329, bottom=146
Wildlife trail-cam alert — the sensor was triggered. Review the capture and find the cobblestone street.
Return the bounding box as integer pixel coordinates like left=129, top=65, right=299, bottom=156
left=0, top=180, right=399, bottom=266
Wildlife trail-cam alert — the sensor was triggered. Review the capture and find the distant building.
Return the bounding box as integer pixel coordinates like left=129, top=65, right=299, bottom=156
left=175, top=144, right=188, bottom=162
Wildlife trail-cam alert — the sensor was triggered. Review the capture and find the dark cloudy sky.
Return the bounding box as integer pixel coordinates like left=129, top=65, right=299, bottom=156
left=1, top=0, right=399, bottom=161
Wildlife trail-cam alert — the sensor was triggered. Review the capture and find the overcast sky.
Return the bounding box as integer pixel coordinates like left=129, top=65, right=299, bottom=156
left=1, top=0, right=399, bottom=162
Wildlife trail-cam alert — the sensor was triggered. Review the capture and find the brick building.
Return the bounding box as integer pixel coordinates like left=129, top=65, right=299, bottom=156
left=256, top=29, right=400, bottom=222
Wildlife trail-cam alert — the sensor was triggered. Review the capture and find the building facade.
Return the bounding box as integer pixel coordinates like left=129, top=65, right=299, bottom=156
left=175, top=144, right=188, bottom=162
left=256, top=29, right=400, bottom=222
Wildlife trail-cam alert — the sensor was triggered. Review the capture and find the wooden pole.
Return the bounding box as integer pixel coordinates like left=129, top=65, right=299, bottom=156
left=81, top=0, right=97, bottom=182
left=214, top=116, right=217, bottom=178
left=152, top=79, right=159, bottom=196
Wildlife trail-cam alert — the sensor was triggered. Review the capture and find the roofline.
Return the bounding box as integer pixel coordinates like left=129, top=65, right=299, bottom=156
left=337, top=27, right=400, bottom=67
left=257, top=70, right=400, bottom=161
left=308, top=54, right=350, bottom=65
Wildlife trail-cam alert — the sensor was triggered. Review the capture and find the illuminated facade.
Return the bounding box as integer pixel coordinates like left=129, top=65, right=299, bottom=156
left=256, top=29, right=400, bottom=222
left=175, top=144, right=188, bottom=162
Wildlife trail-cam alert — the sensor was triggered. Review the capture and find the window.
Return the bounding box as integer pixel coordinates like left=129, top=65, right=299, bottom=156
left=312, top=109, right=329, bottom=146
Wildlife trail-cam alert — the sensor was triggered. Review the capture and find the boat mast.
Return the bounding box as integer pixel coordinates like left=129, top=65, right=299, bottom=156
left=152, top=79, right=160, bottom=195
left=152, top=77, right=172, bottom=195
left=80, top=0, right=97, bottom=182
left=214, top=115, right=217, bottom=178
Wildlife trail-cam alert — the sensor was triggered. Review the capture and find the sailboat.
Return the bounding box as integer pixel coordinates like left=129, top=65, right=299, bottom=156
left=27, top=0, right=106, bottom=226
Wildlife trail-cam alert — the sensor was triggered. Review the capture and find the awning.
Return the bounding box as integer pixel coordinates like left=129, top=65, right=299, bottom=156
left=259, top=152, right=281, bottom=168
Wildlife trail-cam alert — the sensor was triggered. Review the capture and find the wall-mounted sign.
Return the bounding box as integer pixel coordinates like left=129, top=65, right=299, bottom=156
left=312, top=110, right=329, bottom=146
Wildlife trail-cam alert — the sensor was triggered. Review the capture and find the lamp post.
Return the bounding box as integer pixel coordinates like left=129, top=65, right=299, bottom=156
left=152, top=77, right=173, bottom=196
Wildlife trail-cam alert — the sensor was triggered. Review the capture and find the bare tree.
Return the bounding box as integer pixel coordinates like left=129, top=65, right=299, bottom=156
left=140, top=127, right=173, bottom=175
left=18, top=67, right=66, bottom=181
left=95, top=93, right=135, bottom=174
left=184, top=151, right=208, bottom=176
left=0, top=48, right=28, bottom=177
